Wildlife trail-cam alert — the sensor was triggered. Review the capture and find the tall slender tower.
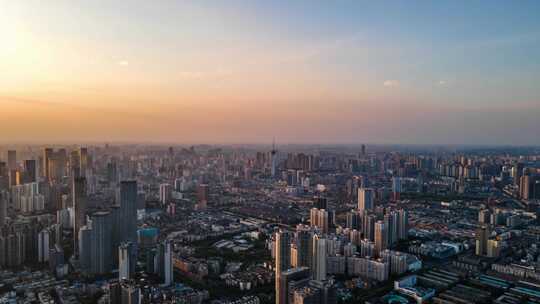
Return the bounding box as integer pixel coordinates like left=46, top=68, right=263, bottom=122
left=271, top=138, right=278, bottom=178
left=275, top=229, right=292, bottom=304
left=275, top=230, right=291, bottom=273
left=73, top=177, right=87, bottom=254
left=312, top=234, right=327, bottom=281
left=79, top=147, right=88, bottom=177
left=7, top=150, right=16, bottom=171
left=119, top=181, right=138, bottom=243
left=0, top=192, right=6, bottom=227
left=295, top=227, right=312, bottom=268
left=43, top=148, right=53, bottom=180
left=374, top=221, right=387, bottom=256
left=156, top=239, right=173, bottom=286
left=119, top=241, right=136, bottom=280
left=475, top=225, right=489, bottom=256
left=397, top=209, right=409, bottom=240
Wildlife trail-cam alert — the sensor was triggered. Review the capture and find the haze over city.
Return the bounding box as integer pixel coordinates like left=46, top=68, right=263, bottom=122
left=1, top=1, right=540, bottom=145
left=3, top=2, right=540, bottom=304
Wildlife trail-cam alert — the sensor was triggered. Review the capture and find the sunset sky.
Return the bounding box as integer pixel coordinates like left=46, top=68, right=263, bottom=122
left=1, top=1, right=539, bottom=145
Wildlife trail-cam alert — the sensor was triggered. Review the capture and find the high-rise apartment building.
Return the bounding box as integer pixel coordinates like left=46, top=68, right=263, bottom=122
left=276, top=267, right=310, bottom=304
left=119, top=242, right=136, bottom=280
left=159, top=183, right=172, bottom=205
left=312, top=234, right=327, bottom=281
left=362, top=213, right=377, bottom=241
left=374, top=221, right=387, bottom=256
left=475, top=225, right=489, bottom=256
left=358, top=188, right=374, bottom=213
left=310, top=208, right=329, bottom=234
left=397, top=209, right=409, bottom=241
left=294, top=227, right=312, bottom=269
left=155, top=239, right=173, bottom=286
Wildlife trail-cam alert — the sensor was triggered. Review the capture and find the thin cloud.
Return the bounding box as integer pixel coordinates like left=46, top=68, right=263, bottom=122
left=178, top=69, right=232, bottom=80
left=383, top=80, right=399, bottom=87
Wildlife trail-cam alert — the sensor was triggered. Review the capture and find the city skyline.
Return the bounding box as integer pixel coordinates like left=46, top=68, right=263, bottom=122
left=1, top=1, right=539, bottom=144
left=2, top=2, right=540, bottom=303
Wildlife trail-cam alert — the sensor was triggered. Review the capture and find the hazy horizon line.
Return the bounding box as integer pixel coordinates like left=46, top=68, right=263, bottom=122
left=0, top=139, right=538, bottom=148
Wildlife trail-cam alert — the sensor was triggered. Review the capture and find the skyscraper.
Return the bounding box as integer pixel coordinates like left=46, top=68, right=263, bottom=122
left=475, top=225, right=489, bottom=256
left=70, top=150, right=81, bottom=177
left=358, top=188, right=374, bottom=213
left=107, top=161, right=118, bottom=186
left=295, top=227, right=312, bottom=269
left=271, top=140, right=278, bottom=178
left=362, top=213, right=377, bottom=241
left=48, top=153, right=66, bottom=182
left=312, top=234, right=327, bottom=281
left=119, top=242, right=136, bottom=280
left=275, top=229, right=293, bottom=304
left=520, top=175, right=531, bottom=200
left=7, top=150, right=16, bottom=171
left=78, top=226, right=92, bottom=272
left=73, top=177, right=87, bottom=254
left=38, top=228, right=51, bottom=263
left=119, top=181, right=138, bottom=243
left=79, top=147, right=88, bottom=177
left=514, top=162, right=524, bottom=186
left=374, top=221, right=387, bottom=256
left=24, top=160, right=36, bottom=183
left=486, top=239, right=500, bottom=258
left=310, top=208, right=329, bottom=233
left=0, top=192, right=6, bottom=227
left=159, top=183, right=172, bottom=205
left=43, top=148, right=53, bottom=180
left=360, top=239, right=376, bottom=257
left=392, top=177, right=402, bottom=201
left=79, top=211, right=113, bottom=274
left=275, top=230, right=292, bottom=273
left=397, top=209, right=409, bottom=241
left=384, top=211, right=398, bottom=246
left=155, top=239, right=173, bottom=286
left=277, top=267, right=310, bottom=304
left=0, top=162, right=7, bottom=190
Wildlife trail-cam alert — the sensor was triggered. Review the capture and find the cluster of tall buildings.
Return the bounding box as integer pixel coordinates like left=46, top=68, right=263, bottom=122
left=0, top=146, right=171, bottom=287
left=78, top=181, right=139, bottom=275
left=348, top=188, right=409, bottom=256
left=475, top=225, right=501, bottom=258
left=0, top=215, right=59, bottom=268
left=272, top=180, right=415, bottom=304
left=275, top=229, right=335, bottom=304
left=0, top=147, right=93, bottom=273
